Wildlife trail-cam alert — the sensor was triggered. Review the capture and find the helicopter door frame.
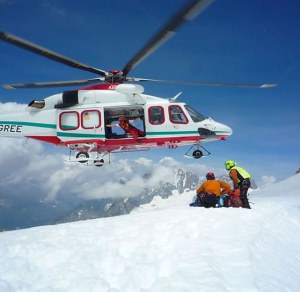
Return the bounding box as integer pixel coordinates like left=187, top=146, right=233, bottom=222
left=104, top=105, right=145, bottom=139
left=57, top=109, right=104, bottom=142
left=81, top=109, right=101, bottom=130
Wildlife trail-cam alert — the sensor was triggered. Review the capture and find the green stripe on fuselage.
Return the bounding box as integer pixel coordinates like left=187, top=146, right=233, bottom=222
left=146, top=131, right=198, bottom=135
left=57, top=132, right=105, bottom=139
left=0, top=121, right=56, bottom=129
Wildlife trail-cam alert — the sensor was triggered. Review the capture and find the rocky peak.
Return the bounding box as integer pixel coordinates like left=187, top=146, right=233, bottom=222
left=174, top=168, right=200, bottom=193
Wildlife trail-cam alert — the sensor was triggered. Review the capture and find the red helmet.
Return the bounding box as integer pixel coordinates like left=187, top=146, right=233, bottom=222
left=206, top=172, right=215, bottom=180
left=119, top=116, right=127, bottom=121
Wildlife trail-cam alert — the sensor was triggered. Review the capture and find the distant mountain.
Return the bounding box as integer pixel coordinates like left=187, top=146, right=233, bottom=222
left=0, top=193, right=78, bottom=231
left=0, top=168, right=257, bottom=230
left=174, top=169, right=200, bottom=193
left=57, top=169, right=257, bottom=224
left=57, top=169, right=195, bottom=224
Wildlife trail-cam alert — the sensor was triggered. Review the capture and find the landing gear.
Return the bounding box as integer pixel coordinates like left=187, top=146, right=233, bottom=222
left=192, top=150, right=203, bottom=159
left=94, top=159, right=104, bottom=167
left=66, top=148, right=109, bottom=167
left=76, top=151, right=89, bottom=163
left=185, top=144, right=211, bottom=159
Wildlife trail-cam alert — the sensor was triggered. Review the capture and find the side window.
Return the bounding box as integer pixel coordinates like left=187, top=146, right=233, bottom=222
left=149, top=106, right=165, bottom=125
left=169, top=105, right=188, bottom=124
left=60, top=111, right=79, bottom=130
left=82, top=110, right=101, bottom=129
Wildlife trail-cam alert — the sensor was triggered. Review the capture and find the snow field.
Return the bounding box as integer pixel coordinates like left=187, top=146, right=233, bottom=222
left=0, top=175, right=299, bottom=291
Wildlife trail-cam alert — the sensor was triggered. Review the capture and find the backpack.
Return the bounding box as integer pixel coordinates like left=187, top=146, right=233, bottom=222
left=218, top=194, right=230, bottom=207
left=230, top=197, right=243, bottom=208
left=229, top=189, right=243, bottom=208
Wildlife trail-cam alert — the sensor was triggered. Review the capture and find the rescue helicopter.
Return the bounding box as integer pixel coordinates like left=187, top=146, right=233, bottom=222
left=0, top=0, right=276, bottom=166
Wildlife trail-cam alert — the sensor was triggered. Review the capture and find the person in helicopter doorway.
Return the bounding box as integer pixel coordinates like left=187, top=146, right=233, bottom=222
left=225, top=160, right=251, bottom=209
left=106, top=116, right=145, bottom=141
left=190, top=172, right=230, bottom=208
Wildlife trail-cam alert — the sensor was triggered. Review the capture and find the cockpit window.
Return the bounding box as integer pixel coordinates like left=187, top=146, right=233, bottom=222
left=184, top=105, right=207, bottom=122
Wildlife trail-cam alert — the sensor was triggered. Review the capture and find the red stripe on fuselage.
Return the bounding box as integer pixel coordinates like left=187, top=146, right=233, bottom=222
left=26, top=136, right=62, bottom=145
left=25, top=134, right=227, bottom=151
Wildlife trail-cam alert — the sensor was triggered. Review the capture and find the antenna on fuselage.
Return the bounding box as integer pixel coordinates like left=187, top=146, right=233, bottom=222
left=169, top=92, right=182, bottom=102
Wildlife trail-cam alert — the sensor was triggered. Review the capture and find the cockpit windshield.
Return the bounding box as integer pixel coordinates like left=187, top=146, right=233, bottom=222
left=184, top=105, right=207, bottom=122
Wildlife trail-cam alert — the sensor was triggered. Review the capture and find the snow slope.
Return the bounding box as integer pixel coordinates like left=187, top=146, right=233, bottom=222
left=0, top=175, right=299, bottom=292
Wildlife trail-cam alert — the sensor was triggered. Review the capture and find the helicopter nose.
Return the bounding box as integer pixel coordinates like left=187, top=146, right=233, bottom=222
left=220, top=123, right=233, bottom=137
left=198, top=121, right=233, bottom=139
left=211, top=121, right=233, bottom=138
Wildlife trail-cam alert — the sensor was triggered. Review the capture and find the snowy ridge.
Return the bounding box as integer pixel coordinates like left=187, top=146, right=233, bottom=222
left=0, top=175, right=299, bottom=291
left=0, top=167, right=256, bottom=231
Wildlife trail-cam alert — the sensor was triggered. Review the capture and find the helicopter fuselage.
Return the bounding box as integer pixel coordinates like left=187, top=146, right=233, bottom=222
left=0, top=84, right=232, bottom=162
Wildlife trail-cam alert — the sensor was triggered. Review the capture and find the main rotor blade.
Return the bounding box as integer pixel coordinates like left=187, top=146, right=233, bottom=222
left=130, top=78, right=277, bottom=88
left=4, top=78, right=104, bottom=89
left=0, top=30, right=107, bottom=77
left=122, top=0, right=214, bottom=76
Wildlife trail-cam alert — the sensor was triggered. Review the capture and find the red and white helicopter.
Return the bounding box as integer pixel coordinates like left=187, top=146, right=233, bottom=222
left=0, top=0, right=275, bottom=166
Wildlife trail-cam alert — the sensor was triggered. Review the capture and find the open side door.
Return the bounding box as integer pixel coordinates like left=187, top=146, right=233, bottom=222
left=104, top=106, right=145, bottom=139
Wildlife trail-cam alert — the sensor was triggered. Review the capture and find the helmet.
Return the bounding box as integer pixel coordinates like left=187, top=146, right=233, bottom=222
left=206, top=172, right=215, bottom=180
left=225, top=160, right=236, bottom=170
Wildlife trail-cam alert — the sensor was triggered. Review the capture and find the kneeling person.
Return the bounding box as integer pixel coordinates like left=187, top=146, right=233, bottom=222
left=195, top=172, right=230, bottom=208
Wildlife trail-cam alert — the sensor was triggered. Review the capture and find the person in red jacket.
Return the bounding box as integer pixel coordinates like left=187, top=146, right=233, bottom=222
left=191, top=172, right=230, bottom=208
left=107, top=116, right=145, bottom=140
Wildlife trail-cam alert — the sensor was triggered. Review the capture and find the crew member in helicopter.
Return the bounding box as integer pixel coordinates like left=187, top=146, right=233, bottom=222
left=106, top=116, right=145, bottom=140
left=225, top=160, right=251, bottom=209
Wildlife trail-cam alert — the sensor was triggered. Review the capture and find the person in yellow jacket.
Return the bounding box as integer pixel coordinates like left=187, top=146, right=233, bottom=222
left=225, top=160, right=251, bottom=209
left=192, top=172, right=230, bottom=208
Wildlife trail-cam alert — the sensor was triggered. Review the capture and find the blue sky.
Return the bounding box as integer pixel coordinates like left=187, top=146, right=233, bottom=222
left=1, top=0, right=300, bottom=184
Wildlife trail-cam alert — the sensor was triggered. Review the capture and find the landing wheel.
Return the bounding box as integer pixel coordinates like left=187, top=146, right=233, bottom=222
left=192, top=150, right=203, bottom=159
left=76, top=151, right=89, bottom=163
left=94, top=159, right=104, bottom=167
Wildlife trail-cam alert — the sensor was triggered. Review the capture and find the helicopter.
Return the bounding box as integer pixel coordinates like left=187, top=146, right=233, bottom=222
left=0, top=0, right=276, bottom=167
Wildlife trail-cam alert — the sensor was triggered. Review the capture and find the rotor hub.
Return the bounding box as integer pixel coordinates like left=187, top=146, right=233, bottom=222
left=106, top=70, right=126, bottom=83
